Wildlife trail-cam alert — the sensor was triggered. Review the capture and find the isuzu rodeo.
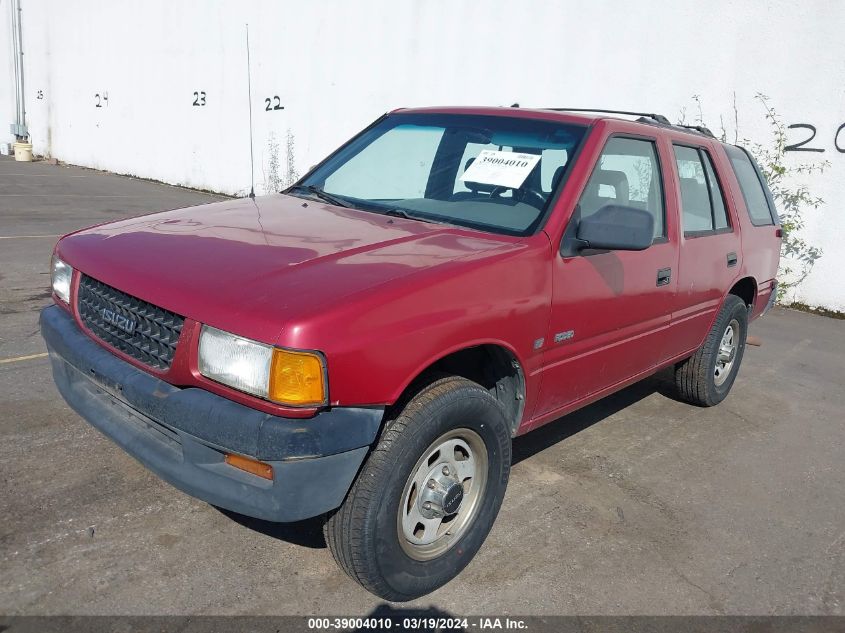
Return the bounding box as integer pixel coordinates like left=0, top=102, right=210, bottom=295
left=41, top=106, right=781, bottom=600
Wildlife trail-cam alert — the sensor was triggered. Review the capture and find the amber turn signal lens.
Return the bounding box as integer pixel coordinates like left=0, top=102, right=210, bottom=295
left=268, top=348, right=326, bottom=406
left=225, top=453, right=273, bottom=480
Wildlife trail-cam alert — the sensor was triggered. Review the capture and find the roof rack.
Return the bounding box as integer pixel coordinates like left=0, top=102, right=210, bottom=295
left=544, top=108, right=716, bottom=138
left=544, top=108, right=671, bottom=125
left=676, top=124, right=716, bottom=138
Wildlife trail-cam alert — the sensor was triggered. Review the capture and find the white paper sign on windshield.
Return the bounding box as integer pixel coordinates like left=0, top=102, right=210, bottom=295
left=460, top=150, right=541, bottom=189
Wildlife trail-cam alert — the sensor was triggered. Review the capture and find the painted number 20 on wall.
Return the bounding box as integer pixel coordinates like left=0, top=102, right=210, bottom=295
left=785, top=123, right=845, bottom=153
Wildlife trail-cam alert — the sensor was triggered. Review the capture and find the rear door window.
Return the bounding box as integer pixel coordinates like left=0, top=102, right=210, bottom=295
left=724, top=145, right=777, bottom=226
left=673, top=145, right=731, bottom=235
left=702, top=152, right=729, bottom=229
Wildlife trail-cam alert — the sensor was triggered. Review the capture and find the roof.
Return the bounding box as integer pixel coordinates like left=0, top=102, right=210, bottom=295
left=394, top=105, right=718, bottom=141
left=394, top=105, right=599, bottom=126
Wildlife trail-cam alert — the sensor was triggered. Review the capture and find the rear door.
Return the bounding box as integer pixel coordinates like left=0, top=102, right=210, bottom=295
left=535, top=132, right=679, bottom=417
left=722, top=144, right=782, bottom=319
left=669, top=140, right=743, bottom=353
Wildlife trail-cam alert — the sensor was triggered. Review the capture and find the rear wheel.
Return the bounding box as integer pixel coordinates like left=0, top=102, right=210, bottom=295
left=324, top=376, right=511, bottom=601
left=675, top=294, right=748, bottom=406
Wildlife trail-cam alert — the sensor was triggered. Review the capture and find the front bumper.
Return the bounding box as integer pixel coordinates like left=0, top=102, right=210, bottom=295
left=40, top=305, right=383, bottom=522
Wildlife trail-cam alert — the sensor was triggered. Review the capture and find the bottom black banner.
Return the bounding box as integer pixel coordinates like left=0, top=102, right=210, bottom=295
left=1, top=615, right=843, bottom=633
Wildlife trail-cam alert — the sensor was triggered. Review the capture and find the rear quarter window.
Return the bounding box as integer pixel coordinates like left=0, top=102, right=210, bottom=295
left=724, top=145, right=777, bottom=226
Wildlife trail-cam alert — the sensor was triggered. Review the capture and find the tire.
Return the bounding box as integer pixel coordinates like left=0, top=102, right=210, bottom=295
left=324, top=375, right=512, bottom=601
left=675, top=294, right=748, bottom=407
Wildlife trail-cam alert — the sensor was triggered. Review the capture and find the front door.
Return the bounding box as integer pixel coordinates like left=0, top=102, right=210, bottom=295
left=535, top=134, right=679, bottom=418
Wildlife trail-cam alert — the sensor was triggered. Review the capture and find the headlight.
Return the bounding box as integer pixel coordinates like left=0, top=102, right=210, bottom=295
left=51, top=256, right=73, bottom=303
left=198, top=325, right=327, bottom=406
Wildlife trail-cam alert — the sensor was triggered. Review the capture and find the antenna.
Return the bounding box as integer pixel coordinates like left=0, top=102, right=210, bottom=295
left=245, top=23, right=256, bottom=199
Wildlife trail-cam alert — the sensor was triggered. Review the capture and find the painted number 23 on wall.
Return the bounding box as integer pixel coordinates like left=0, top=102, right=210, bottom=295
left=785, top=123, right=845, bottom=153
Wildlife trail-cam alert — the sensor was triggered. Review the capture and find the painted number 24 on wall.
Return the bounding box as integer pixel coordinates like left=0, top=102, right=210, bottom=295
left=785, top=123, right=845, bottom=153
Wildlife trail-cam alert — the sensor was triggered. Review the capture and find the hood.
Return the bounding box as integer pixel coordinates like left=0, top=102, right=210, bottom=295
left=57, top=194, right=510, bottom=344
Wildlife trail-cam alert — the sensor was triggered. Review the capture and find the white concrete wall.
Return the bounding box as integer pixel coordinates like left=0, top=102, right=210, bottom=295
left=2, top=0, right=844, bottom=310
left=0, top=1, right=16, bottom=149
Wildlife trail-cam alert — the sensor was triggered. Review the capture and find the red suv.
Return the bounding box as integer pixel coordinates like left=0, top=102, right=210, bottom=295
left=41, top=107, right=781, bottom=600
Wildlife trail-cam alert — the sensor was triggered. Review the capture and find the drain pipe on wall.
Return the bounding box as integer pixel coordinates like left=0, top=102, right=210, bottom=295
left=9, top=0, right=32, bottom=160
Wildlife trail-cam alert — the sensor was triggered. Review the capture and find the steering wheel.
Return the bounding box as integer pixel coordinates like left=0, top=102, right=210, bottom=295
left=515, top=184, right=547, bottom=210
left=486, top=185, right=545, bottom=210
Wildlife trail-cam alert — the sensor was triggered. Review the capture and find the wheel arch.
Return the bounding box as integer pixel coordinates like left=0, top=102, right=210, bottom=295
left=684, top=275, right=759, bottom=362
left=728, top=275, right=758, bottom=310
left=388, top=341, right=527, bottom=436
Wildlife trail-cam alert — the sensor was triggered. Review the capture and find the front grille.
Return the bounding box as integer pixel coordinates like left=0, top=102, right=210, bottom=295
left=77, top=275, right=185, bottom=370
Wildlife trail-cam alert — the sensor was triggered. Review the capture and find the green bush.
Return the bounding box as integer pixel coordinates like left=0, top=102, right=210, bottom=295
left=680, top=93, right=828, bottom=302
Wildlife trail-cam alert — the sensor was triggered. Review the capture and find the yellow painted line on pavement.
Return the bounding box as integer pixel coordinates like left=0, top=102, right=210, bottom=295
left=0, top=352, right=49, bottom=365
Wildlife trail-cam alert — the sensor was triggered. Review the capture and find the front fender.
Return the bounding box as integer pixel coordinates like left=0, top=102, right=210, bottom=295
left=283, top=237, right=553, bottom=418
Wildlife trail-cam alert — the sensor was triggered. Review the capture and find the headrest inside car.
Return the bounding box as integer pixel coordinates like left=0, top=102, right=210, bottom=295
left=590, top=169, right=630, bottom=203
left=462, top=157, right=497, bottom=194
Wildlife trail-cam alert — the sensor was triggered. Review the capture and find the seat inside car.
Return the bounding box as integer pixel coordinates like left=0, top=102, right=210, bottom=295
left=453, top=154, right=550, bottom=212
left=551, top=165, right=566, bottom=192
left=679, top=176, right=713, bottom=231
left=580, top=169, right=630, bottom=218
left=453, top=157, right=500, bottom=200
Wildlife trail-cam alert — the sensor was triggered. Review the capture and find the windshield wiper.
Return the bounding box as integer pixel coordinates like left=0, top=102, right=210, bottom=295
left=290, top=186, right=438, bottom=225
left=291, top=185, right=356, bottom=209
left=383, top=208, right=436, bottom=224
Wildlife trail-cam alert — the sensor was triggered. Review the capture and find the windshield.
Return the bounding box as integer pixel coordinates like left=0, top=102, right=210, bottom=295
left=292, top=113, right=588, bottom=236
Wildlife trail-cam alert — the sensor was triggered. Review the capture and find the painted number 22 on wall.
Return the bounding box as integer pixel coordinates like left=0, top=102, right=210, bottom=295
left=264, top=96, right=284, bottom=111
left=785, top=123, right=845, bottom=153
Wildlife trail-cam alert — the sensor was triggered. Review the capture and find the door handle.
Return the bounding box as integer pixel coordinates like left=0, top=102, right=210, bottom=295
left=656, top=267, right=672, bottom=286
left=727, top=252, right=738, bottom=267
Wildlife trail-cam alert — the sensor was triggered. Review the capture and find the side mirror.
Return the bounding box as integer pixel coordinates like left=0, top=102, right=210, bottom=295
left=574, top=204, right=654, bottom=252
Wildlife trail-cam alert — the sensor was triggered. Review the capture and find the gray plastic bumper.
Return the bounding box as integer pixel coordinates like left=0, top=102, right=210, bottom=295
left=40, top=305, right=383, bottom=522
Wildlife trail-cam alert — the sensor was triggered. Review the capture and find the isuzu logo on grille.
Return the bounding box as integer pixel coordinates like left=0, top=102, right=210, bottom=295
left=101, top=307, right=137, bottom=335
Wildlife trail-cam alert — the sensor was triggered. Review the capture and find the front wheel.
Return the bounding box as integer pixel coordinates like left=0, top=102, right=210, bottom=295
left=324, top=376, right=512, bottom=601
